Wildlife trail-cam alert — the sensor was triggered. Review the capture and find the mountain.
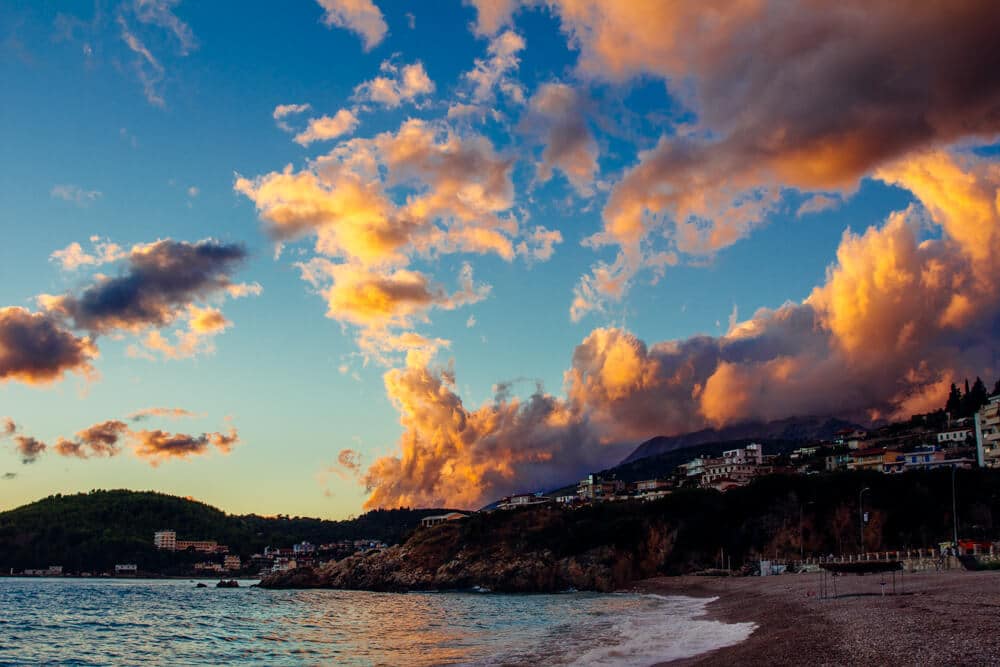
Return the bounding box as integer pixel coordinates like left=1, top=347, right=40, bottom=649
left=0, top=489, right=455, bottom=573
left=621, top=416, right=862, bottom=464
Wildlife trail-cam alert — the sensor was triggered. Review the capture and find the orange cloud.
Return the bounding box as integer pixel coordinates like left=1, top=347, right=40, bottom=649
left=471, top=1, right=1000, bottom=317
left=54, top=420, right=129, bottom=459
left=364, top=151, right=1000, bottom=508
left=294, top=109, right=359, bottom=146
left=314, top=0, right=387, bottom=51
left=130, top=426, right=240, bottom=465
left=354, top=60, right=434, bottom=108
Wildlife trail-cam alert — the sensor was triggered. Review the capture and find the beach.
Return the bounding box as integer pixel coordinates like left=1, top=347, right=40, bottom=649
left=638, top=570, right=1000, bottom=666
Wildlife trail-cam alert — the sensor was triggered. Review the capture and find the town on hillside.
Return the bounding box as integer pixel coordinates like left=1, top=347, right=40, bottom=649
left=493, top=381, right=1000, bottom=507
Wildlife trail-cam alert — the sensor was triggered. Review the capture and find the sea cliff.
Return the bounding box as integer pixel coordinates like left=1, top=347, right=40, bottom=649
left=260, top=505, right=674, bottom=592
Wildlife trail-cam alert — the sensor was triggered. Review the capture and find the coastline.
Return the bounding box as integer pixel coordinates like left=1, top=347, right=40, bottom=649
left=634, top=570, right=1000, bottom=665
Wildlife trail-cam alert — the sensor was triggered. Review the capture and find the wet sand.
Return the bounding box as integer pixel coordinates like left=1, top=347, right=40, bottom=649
left=635, top=570, right=1000, bottom=666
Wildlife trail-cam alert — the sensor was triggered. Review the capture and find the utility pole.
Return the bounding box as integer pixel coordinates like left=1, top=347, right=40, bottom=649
left=859, top=487, right=870, bottom=552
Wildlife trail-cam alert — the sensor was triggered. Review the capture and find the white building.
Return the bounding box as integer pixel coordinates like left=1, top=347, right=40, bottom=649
left=154, top=530, right=177, bottom=551
left=224, top=555, right=242, bottom=570
left=975, top=395, right=1000, bottom=466
left=938, top=428, right=973, bottom=445
left=114, top=564, right=138, bottom=575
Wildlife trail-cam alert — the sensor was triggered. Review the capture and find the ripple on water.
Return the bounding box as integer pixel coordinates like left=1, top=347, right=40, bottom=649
left=0, top=579, right=754, bottom=666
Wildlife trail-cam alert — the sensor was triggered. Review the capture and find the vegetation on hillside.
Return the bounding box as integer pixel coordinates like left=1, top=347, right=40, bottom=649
left=0, top=490, right=454, bottom=573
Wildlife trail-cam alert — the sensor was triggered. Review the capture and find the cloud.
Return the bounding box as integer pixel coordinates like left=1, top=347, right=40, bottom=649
left=363, top=353, right=620, bottom=510
left=117, top=16, right=166, bottom=107
left=41, top=239, right=249, bottom=334
left=0, top=308, right=96, bottom=385
left=51, top=185, right=102, bottom=206
left=54, top=420, right=129, bottom=459
left=363, top=150, right=1000, bottom=508
left=50, top=238, right=126, bottom=271
left=128, top=407, right=200, bottom=421
left=338, top=448, right=362, bottom=474
left=314, top=0, right=387, bottom=51
left=130, top=426, right=240, bottom=465
left=464, top=0, right=521, bottom=36
left=132, top=0, right=196, bottom=55
left=463, top=30, right=525, bottom=104
left=294, top=109, right=360, bottom=146
left=130, top=304, right=233, bottom=360
left=522, top=82, right=599, bottom=195
left=796, top=194, right=843, bottom=218
left=237, top=118, right=558, bottom=362
left=274, top=103, right=312, bottom=132
left=274, top=103, right=312, bottom=120
left=459, top=1, right=1000, bottom=316
left=353, top=60, right=435, bottom=108
left=13, top=436, right=47, bottom=464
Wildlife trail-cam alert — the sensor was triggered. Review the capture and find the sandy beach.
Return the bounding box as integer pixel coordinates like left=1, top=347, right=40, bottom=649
left=636, top=570, right=1000, bottom=666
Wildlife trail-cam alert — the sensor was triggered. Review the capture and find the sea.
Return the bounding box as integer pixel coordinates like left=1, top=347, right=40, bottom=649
left=0, top=578, right=756, bottom=666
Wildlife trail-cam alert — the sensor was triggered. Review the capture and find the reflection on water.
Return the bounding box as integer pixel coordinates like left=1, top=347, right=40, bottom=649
left=0, top=578, right=754, bottom=666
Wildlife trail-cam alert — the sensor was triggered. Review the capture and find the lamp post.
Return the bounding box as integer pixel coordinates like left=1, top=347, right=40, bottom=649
left=952, top=464, right=959, bottom=549
left=799, top=500, right=815, bottom=561
left=859, top=487, right=870, bottom=553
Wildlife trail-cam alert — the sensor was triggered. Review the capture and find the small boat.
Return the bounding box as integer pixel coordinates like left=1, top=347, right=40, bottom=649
left=216, top=579, right=239, bottom=588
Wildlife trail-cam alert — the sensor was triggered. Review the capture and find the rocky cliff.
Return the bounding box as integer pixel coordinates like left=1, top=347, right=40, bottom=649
left=260, top=505, right=675, bottom=592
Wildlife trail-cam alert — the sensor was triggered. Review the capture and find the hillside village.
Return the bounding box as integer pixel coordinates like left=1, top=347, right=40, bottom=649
left=494, top=380, right=1000, bottom=506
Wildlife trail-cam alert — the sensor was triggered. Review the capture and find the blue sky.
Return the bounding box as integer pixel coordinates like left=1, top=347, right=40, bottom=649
left=2, top=0, right=997, bottom=517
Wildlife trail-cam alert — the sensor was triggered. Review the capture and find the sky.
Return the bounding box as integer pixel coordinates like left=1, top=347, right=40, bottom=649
left=2, top=0, right=1000, bottom=519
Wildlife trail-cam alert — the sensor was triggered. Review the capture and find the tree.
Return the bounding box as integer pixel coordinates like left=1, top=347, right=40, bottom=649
left=969, top=377, right=989, bottom=412
left=946, top=383, right=963, bottom=416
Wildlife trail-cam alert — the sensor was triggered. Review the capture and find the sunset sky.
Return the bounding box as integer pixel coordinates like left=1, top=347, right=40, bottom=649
left=2, top=1, right=1000, bottom=518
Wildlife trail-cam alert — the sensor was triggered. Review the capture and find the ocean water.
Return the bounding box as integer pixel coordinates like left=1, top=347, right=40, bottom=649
left=0, top=578, right=755, bottom=666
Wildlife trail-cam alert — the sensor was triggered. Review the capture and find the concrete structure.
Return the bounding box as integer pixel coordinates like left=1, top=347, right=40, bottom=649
left=577, top=475, right=624, bottom=500
left=224, top=555, right=242, bottom=570
left=114, top=564, right=138, bottom=575
left=937, top=428, right=973, bottom=445
left=176, top=540, right=224, bottom=554
left=497, top=493, right=552, bottom=510
left=153, top=530, right=177, bottom=550
left=975, top=395, right=1000, bottom=467
left=420, top=512, right=468, bottom=528
left=293, top=541, right=315, bottom=554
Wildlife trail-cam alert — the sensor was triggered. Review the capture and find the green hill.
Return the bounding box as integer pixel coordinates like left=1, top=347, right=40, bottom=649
left=0, top=489, right=454, bottom=573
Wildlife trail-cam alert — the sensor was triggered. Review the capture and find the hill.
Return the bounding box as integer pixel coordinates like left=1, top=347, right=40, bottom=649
left=0, top=489, right=454, bottom=573
left=621, top=415, right=860, bottom=464
left=263, top=468, right=1000, bottom=592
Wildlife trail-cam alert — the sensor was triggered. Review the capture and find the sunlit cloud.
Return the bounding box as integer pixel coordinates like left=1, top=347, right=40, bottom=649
left=353, top=60, right=434, bottom=108
left=314, top=0, right=387, bottom=51
left=294, top=109, right=360, bottom=146
left=363, top=151, right=1000, bottom=509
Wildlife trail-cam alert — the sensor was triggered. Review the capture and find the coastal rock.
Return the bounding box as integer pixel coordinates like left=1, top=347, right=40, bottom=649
left=258, top=506, right=673, bottom=593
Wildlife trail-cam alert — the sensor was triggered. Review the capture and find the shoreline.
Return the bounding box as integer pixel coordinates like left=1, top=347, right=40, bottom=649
left=634, top=570, right=1000, bottom=665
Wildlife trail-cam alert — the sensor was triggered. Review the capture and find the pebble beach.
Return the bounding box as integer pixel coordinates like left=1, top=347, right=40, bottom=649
left=638, top=570, right=1000, bottom=666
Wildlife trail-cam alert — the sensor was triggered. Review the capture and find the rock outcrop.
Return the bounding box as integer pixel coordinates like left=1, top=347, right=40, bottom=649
left=259, top=505, right=674, bottom=592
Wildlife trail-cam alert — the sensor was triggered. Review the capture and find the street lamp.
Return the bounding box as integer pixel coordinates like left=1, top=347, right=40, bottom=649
left=799, top=500, right=815, bottom=560
left=859, top=487, right=871, bottom=553
left=951, top=464, right=959, bottom=549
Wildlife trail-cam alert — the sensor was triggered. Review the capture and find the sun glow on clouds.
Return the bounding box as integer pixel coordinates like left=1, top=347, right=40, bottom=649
left=236, top=117, right=560, bottom=363
left=362, top=151, right=1000, bottom=509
